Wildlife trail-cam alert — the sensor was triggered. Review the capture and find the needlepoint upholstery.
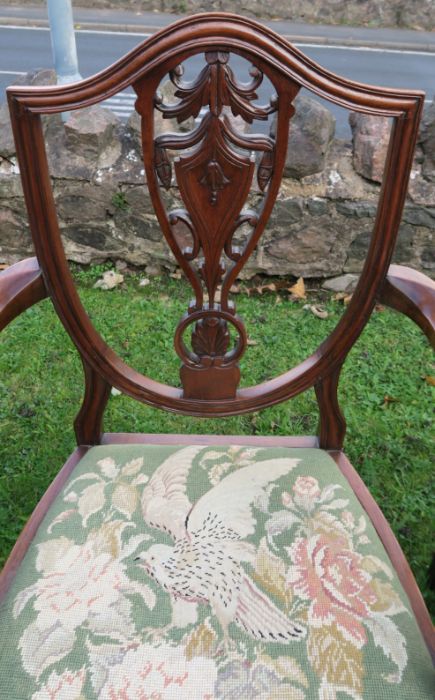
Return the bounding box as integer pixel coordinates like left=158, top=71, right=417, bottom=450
left=0, top=444, right=433, bottom=699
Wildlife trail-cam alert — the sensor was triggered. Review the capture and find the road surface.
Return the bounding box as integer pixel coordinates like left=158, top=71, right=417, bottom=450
left=0, top=12, right=434, bottom=137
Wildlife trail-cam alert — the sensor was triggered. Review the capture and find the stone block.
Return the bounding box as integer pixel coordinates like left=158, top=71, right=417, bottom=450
left=420, top=97, right=435, bottom=182
left=322, top=274, right=359, bottom=293
left=65, top=105, right=121, bottom=161
left=349, top=112, right=391, bottom=183
left=277, top=94, right=335, bottom=179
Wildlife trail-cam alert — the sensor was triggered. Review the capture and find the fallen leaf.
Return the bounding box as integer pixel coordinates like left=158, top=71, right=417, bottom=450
left=288, top=277, right=306, bottom=299
left=344, top=294, right=353, bottom=305
left=333, top=292, right=348, bottom=301
left=111, top=387, right=122, bottom=396
left=384, top=395, right=398, bottom=403
left=382, top=395, right=399, bottom=405
left=93, top=270, right=124, bottom=290
left=247, top=283, right=278, bottom=296
left=139, top=277, right=150, bottom=287
left=375, top=303, right=385, bottom=312
left=247, top=338, right=258, bottom=346
left=423, top=375, right=435, bottom=386
left=262, top=283, right=278, bottom=293
left=275, top=295, right=282, bottom=305
left=308, top=305, right=329, bottom=319
left=230, top=284, right=241, bottom=294
left=170, top=269, right=182, bottom=279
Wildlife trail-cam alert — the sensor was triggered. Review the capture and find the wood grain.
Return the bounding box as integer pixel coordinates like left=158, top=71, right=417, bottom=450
left=0, top=257, right=47, bottom=332
left=379, top=264, right=435, bottom=347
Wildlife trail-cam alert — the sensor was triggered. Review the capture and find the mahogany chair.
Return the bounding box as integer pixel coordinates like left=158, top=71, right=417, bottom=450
left=0, top=13, right=434, bottom=699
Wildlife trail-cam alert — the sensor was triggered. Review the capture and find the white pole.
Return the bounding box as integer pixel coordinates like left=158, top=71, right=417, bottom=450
left=47, top=0, right=82, bottom=120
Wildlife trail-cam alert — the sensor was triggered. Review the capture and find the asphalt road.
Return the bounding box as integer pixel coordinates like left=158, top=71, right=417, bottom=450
left=1, top=20, right=434, bottom=137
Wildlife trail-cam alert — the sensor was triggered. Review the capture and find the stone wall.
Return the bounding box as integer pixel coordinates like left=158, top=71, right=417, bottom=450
left=5, top=0, right=435, bottom=30
left=1, top=71, right=434, bottom=281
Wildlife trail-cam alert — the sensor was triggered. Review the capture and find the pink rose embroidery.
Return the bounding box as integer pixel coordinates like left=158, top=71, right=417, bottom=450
left=292, top=476, right=321, bottom=510
left=287, top=534, right=378, bottom=647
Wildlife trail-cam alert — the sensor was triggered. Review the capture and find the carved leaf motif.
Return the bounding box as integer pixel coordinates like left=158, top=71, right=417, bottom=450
left=154, top=144, right=172, bottom=189
left=191, top=317, right=230, bottom=357
left=257, top=149, right=274, bottom=191
left=200, top=158, right=231, bottom=205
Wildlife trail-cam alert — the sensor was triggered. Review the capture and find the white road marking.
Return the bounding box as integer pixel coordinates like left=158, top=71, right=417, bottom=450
left=0, top=24, right=434, bottom=56
left=0, top=24, right=151, bottom=37
left=296, top=42, right=435, bottom=56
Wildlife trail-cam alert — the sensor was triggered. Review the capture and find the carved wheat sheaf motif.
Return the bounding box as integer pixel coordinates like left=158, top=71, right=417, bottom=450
left=137, top=50, right=299, bottom=398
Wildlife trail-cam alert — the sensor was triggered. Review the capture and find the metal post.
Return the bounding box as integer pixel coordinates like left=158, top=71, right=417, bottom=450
left=47, top=0, right=82, bottom=119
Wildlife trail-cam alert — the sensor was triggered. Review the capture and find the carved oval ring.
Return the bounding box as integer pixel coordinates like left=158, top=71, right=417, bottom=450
left=174, top=309, right=248, bottom=367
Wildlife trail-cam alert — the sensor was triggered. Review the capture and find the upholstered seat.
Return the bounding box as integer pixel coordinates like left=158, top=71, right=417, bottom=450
left=0, top=444, right=432, bottom=699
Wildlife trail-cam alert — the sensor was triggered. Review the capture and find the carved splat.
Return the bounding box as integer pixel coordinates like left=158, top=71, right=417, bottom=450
left=134, top=50, right=299, bottom=399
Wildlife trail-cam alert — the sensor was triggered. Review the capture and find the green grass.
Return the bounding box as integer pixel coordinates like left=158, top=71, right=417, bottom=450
left=0, top=266, right=434, bottom=616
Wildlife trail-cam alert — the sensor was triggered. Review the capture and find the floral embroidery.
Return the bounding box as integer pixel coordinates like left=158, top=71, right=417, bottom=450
left=31, top=668, right=86, bottom=700
left=1, top=445, right=432, bottom=699
left=287, top=534, right=378, bottom=647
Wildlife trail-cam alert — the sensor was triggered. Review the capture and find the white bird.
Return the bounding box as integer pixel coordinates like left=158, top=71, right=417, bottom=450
left=136, top=445, right=306, bottom=644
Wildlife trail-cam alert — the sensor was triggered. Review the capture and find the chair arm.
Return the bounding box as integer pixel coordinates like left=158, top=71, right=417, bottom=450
left=0, top=257, right=48, bottom=332
left=378, top=265, right=435, bottom=348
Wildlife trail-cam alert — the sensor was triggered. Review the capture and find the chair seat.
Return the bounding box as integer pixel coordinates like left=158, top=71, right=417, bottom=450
left=0, top=443, right=433, bottom=699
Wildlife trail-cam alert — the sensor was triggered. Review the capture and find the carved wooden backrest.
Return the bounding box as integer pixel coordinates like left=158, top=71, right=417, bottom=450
left=7, top=13, right=424, bottom=448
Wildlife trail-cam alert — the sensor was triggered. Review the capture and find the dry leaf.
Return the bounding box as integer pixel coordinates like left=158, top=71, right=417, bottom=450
left=288, top=277, right=306, bottom=299
left=230, top=284, right=241, bottom=294
left=275, top=295, right=282, bottom=305
left=93, top=270, right=124, bottom=290
left=308, top=305, right=329, bottom=319
left=247, top=283, right=278, bottom=296
left=333, top=291, right=352, bottom=305
left=247, top=338, right=258, bottom=346
left=382, top=395, right=399, bottom=405
left=375, top=303, right=385, bottom=312
left=262, top=283, right=278, bottom=293
left=139, top=277, right=150, bottom=287
left=423, top=375, right=435, bottom=386
left=111, top=387, right=122, bottom=396
left=170, top=269, right=182, bottom=279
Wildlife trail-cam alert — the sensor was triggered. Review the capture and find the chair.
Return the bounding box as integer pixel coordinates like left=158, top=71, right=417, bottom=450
left=0, top=12, right=434, bottom=699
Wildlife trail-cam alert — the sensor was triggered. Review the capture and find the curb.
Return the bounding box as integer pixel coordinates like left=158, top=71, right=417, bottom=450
left=1, top=16, right=435, bottom=52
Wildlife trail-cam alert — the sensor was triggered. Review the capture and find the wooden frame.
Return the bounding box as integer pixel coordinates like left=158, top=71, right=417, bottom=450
left=6, top=13, right=424, bottom=451
left=0, top=12, right=433, bottom=663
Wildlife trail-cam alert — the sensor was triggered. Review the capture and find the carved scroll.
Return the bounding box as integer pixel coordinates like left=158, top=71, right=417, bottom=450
left=135, top=51, right=299, bottom=399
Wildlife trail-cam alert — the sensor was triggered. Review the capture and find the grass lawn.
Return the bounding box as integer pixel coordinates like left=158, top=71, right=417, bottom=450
left=0, top=265, right=434, bottom=615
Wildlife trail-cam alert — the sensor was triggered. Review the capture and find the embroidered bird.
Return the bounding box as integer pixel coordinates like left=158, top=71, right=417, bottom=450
left=135, top=445, right=306, bottom=644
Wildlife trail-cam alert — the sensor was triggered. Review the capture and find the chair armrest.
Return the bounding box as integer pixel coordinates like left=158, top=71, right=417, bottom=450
left=378, top=265, right=435, bottom=348
left=0, top=257, right=48, bottom=332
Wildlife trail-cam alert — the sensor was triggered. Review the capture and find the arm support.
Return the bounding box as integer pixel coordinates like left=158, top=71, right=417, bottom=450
left=378, top=265, right=435, bottom=348
left=0, top=257, right=47, bottom=332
